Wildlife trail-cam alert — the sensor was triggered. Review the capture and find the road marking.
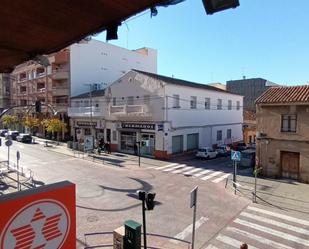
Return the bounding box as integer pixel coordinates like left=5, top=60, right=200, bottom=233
left=163, top=164, right=186, bottom=172
left=172, top=166, right=194, bottom=174
left=204, top=245, right=219, bottom=249
left=211, top=173, right=230, bottom=183
left=234, top=218, right=309, bottom=246
left=201, top=171, right=222, bottom=181
left=241, top=211, right=309, bottom=235
left=192, top=169, right=213, bottom=177
left=226, top=226, right=294, bottom=249
left=183, top=168, right=204, bottom=175
left=247, top=206, right=309, bottom=226
left=154, top=163, right=178, bottom=170
left=216, top=234, right=258, bottom=249
left=172, top=216, right=208, bottom=243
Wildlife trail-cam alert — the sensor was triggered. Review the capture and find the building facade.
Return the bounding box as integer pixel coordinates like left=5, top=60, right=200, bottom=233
left=227, top=78, right=278, bottom=111
left=69, top=70, right=243, bottom=158
left=256, top=85, right=309, bottom=183
left=0, top=73, right=10, bottom=112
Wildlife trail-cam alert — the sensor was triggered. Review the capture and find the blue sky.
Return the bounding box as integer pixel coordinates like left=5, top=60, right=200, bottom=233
left=96, top=0, right=309, bottom=86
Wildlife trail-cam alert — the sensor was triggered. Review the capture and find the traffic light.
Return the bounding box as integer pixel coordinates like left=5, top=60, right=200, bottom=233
left=137, top=190, right=146, bottom=201
left=145, top=192, right=156, bottom=210
left=35, top=100, right=41, bottom=113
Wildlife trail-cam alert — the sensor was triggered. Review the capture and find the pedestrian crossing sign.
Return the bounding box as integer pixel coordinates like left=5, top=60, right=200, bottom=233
left=231, top=150, right=241, bottom=161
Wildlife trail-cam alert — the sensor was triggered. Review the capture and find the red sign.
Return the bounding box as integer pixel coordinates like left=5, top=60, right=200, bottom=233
left=0, top=181, right=76, bottom=249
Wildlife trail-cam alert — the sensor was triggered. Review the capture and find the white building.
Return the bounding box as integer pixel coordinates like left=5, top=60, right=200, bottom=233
left=70, top=39, right=157, bottom=96
left=68, top=70, right=243, bottom=159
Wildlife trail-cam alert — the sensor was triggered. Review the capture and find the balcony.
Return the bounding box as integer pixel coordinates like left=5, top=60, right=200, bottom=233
left=52, top=70, right=69, bottom=80
left=68, top=106, right=104, bottom=117
left=109, top=104, right=151, bottom=117
left=52, top=87, right=69, bottom=96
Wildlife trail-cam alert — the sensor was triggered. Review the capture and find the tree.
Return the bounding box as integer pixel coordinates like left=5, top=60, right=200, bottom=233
left=23, top=116, right=40, bottom=134
left=1, top=115, right=18, bottom=129
left=41, top=118, right=67, bottom=141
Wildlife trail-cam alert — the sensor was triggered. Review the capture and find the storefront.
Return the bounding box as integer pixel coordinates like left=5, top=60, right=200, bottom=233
left=119, top=123, right=156, bottom=156
left=73, top=120, right=105, bottom=142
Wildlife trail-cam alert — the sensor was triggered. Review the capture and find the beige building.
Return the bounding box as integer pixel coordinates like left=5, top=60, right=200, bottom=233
left=0, top=73, right=11, bottom=112
left=256, top=85, right=309, bottom=183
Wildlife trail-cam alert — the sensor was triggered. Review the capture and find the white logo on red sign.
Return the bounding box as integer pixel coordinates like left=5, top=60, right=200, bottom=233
left=1, top=199, right=70, bottom=249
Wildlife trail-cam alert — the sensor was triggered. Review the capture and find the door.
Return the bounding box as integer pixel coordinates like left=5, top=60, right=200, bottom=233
left=187, top=133, right=199, bottom=151
left=140, top=133, right=155, bottom=156
left=281, top=151, right=300, bottom=180
left=172, top=135, right=183, bottom=154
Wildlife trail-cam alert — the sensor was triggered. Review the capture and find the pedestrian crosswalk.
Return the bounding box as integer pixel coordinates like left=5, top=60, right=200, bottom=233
left=151, top=163, right=230, bottom=184
left=205, top=205, right=309, bottom=249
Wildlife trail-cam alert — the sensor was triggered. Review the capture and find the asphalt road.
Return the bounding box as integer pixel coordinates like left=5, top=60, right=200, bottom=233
left=2, top=141, right=309, bottom=249
left=0, top=140, right=250, bottom=249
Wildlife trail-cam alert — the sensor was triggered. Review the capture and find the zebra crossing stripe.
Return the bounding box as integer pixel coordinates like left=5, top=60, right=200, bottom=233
left=216, top=234, right=258, bottom=249
left=154, top=163, right=178, bottom=170
left=193, top=169, right=213, bottom=177
left=204, top=245, right=219, bottom=249
left=241, top=211, right=309, bottom=235
left=183, top=168, right=204, bottom=175
left=172, top=166, right=194, bottom=174
left=212, top=173, right=230, bottom=183
left=163, top=164, right=186, bottom=172
left=247, top=206, right=309, bottom=227
left=234, top=218, right=309, bottom=246
left=226, top=226, right=294, bottom=249
left=201, top=171, right=222, bottom=181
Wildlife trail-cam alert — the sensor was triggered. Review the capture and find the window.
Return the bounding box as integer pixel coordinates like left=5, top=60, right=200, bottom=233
left=227, top=129, right=232, bottom=139
left=217, top=99, right=222, bottom=110
left=190, top=96, right=197, bottom=109
left=205, top=98, right=210, bottom=110
left=281, top=114, right=297, bottom=132
left=236, top=101, right=240, bottom=110
left=173, top=94, right=180, bottom=108
left=112, top=130, right=117, bottom=141
left=112, top=97, right=117, bottom=106
left=217, top=130, right=222, bottom=141
left=228, top=100, right=232, bottom=110
left=127, top=96, right=134, bottom=105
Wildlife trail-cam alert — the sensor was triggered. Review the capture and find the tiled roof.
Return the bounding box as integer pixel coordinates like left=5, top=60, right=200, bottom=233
left=243, top=110, right=256, bottom=121
left=133, top=70, right=242, bottom=96
left=256, top=85, right=309, bottom=104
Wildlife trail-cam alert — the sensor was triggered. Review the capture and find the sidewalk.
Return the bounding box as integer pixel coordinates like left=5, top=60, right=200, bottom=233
left=231, top=173, right=309, bottom=214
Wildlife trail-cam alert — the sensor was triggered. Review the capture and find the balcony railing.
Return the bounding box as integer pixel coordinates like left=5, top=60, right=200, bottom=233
left=109, top=104, right=150, bottom=116
left=52, top=70, right=69, bottom=80
left=68, top=107, right=104, bottom=117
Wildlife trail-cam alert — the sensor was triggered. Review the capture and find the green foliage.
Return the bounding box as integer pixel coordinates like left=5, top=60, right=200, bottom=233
left=41, top=118, right=67, bottom=140
left=1, top=115, right=18, bottom=129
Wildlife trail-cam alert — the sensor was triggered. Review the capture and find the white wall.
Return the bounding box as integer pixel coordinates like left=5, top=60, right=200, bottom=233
left=165, top=84, right=243, bottom=127
left=70, top=39, right=157, bottom=97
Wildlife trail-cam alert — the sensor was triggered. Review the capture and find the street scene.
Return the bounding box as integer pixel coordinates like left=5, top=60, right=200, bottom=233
left=1, top=1, right=309, bottom=249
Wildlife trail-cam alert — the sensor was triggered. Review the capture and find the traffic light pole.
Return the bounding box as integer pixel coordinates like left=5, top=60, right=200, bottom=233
left=138, top=141, right=141, bottom=167
left=142, top=198, right=147, bottom=249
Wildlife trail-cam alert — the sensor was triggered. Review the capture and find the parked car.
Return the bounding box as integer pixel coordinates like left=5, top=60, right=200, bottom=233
left=196, top=147, right=217, bottom=159
left=0, top=129, right=8, bottom=137
left=234, top=142, right=248, bottom=151
left=5, top=130, right=20, bottom=140
left=216, top=145, right=231, bottom=157
left=16, top=133, right=33, bottom=143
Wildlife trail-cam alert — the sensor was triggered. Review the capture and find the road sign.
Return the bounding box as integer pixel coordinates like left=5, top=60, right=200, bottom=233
left=190, top=186, right=198, bottom=208
left=231, top=150, right=241, bottom=161
left=5, top=139, right=12, bottom=147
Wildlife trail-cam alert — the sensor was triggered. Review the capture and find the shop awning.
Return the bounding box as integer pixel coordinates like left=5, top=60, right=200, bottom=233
left=0, top=0, right=169, bottom=73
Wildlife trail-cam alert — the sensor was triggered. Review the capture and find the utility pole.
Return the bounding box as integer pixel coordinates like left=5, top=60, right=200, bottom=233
left=84, top=83, right=94, bottom=150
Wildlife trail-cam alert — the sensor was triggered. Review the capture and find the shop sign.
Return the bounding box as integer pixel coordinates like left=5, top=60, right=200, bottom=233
left=121, top=123, right=155, bottom=130
left=157, top=123, right=164, bottom=131
left=76, top=121, right=97, bottom=127
left=0, top=181, right=76, bottom=249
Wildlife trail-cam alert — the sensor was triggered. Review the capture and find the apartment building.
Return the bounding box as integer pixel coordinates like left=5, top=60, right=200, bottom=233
left=256, top=85, right=309, bottom=183
left=10, top=39, right=157, bottom=117
left=69, top=70, right=243, bottom=158
left=0, top=73, right=10, bottom=112
left=227, top=78, right=279, bottom=111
